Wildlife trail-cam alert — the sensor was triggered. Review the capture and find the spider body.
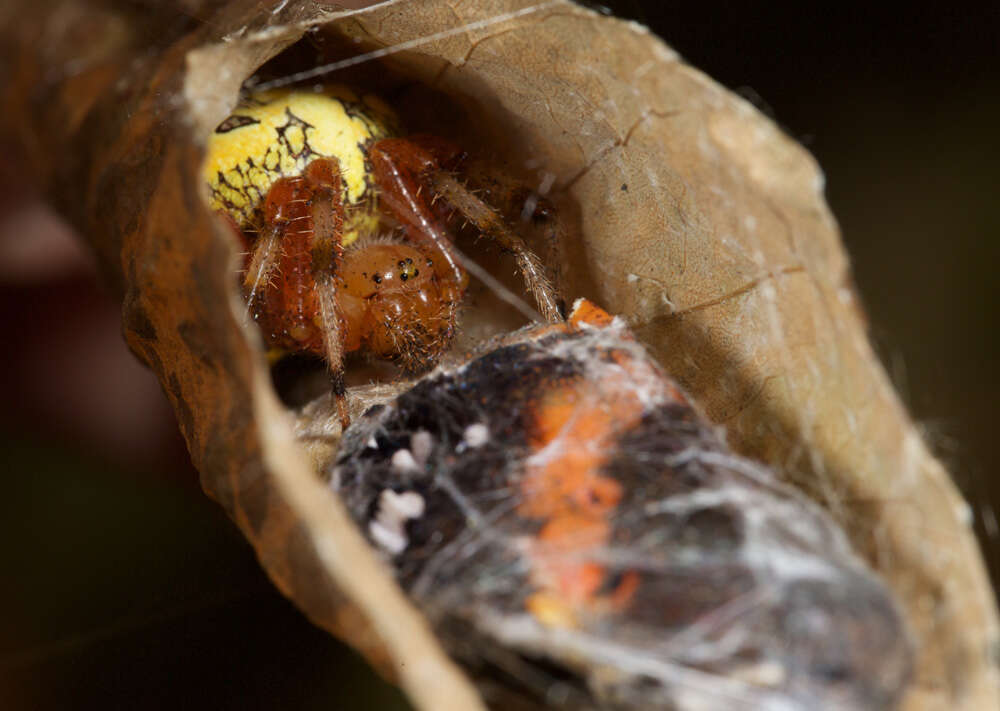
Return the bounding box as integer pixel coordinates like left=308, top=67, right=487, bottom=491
left=337, top=242, right=465, bottom=371
left=204, top=86, right=560, bottom=425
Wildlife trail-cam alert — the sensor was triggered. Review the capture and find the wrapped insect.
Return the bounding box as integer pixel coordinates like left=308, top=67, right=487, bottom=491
left=331, top=300, right=912, bottom=710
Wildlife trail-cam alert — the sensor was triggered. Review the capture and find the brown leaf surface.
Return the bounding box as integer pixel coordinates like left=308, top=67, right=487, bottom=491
left=2, top=1, right=996, bottom=709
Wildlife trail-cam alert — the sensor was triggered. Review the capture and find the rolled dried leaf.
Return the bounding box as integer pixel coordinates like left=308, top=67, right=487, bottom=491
left=2, top=1, right=995, bottom=710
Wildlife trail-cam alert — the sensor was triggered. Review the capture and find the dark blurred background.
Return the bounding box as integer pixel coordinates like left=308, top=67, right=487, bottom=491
left=1, top=1, right=997, bottom=709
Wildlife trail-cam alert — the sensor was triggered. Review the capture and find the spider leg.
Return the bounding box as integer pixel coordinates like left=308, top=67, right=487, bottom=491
left=490, top=181, right=569, bottom=310
left=430, top=172, right=562, bottom=323
left=430, top=140, right=569, bottom=309
left=302, top=158, right=350, bottom=429
left=369, top=139, right=466, bottom=288
left=534, top=200, right=567, bottom=300
left=371, top=137, right=562, bottom=324
left=243, top=222, right=283, bottom=319
left=248, top=161, right=351, bottom=428
left=216, top=210, right=278, bottom=320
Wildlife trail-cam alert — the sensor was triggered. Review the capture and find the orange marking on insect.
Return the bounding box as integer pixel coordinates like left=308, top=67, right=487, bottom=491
left=567, top=299, right=616, bottom=328
left=533, top=515, right=609, bottom=603
left=519, top=359, right=647, bottom=626
left=521, top=299, right=618, bottom=344
left=524, top=593, right=577, bottom=629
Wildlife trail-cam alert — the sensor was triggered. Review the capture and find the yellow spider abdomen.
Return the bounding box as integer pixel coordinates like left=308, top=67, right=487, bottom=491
left=203, top=85, right=398, bottom=245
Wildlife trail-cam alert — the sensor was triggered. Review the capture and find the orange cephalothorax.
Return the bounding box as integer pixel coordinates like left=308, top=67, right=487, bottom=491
left=337, top=242, right=468, bottom=372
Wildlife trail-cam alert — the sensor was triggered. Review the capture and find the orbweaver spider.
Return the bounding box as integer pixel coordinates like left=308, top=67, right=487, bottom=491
left=203, top=86, right=562, bottom=426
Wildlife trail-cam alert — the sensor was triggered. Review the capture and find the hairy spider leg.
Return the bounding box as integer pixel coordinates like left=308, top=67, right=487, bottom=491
left=370, top=137, right=563, bottom=323
left=494, top=182, right=568, bottom=310
left=240, top=215, right=279, bottom=318
left=245, top=157, right=350, bottom=427
left=527, top=194, right=567, bottom=311
left=303, top=159, right=350, bottom=427
left=368, top=139, right=466, bottom=288
left=414, top=135, right=568, bottom=316
left=429, top=173, right=562, bottom=323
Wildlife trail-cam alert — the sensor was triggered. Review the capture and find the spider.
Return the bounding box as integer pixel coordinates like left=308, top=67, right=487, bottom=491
left=203, top=85, right=563, bottom=426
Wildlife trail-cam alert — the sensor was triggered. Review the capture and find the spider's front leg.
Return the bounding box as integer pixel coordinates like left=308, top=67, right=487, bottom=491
left=303, top=159, right=351, bottom=428
left=370, top=137, right=563, bottom=323
left=243, top=158, right=351, bottom=428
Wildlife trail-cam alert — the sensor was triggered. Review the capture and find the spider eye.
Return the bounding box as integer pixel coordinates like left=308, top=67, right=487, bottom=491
left=398, top=257, right=420, bottom=283
left=342, top=243, right=432, bottom=299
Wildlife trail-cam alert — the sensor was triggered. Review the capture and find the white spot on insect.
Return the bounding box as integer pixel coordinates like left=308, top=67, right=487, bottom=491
left=463, top=423, right=489, bottom=449
left=366, top=435, right=378, bottom=449
left=369, top=489, right=426, bottom=555
left=382, top=489, right=426, bottom=519
left=729, top=661, right=787, bottom=687
left=410, top=430, right=434, bottom=464
left=391, top=448, right=420, bottom=473
left=369, top=520, right=407, bottom=555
